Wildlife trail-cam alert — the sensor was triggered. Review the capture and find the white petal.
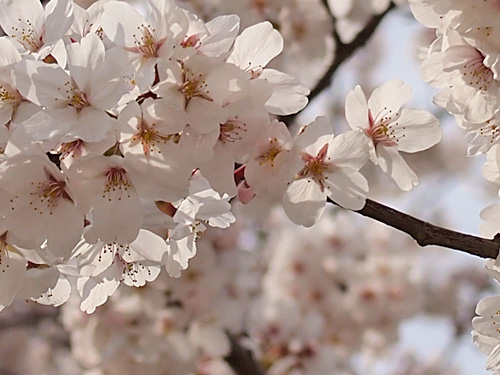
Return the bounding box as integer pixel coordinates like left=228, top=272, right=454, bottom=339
left=376, top=144, right=418, bottom=191
left=43, top=0, right=74, bottom=46
left=77, top=262, right=121, bottom=314
left=0, top=250, right=26, bottom=311
left=283, top=178, right=326, bottom=227
left=14, top=60, right=71, bottom=107
left=67, top=33, right=105, bottom=92
left=345, top=85, right=369, bottom=130
left=260, top=69, right=309, bottom=115
left=227, top=21, right=283, bottom=70
left=368, top=80, right=412, bottom=116
left=325, top=170, right=368, bottom=210
left=392, top=109, right=442, bottom=153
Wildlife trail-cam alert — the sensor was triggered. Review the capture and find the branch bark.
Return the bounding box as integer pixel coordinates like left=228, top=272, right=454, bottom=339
left=328, top=198, right=500, bottom=259
left=225, top=334, right=265, bottom=375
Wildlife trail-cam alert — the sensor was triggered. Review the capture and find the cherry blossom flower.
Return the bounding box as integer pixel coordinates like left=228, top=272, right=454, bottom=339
left=283, top=116, right=369, bottom=227
left=118, top=99, right=193, bottom=202
left=66, top=155, right=143, bottom=244
left=345, top=80, right=442, bottom=191
left=227, top=21, right=310, bottom=115
left=0, top=0, right=74, bottom=60
left=73, top=229, right=168, bottom=313
left=100, top=0, right=187, bottom=89
left=14, top=33, right=128, bottom=143
left=0, top=129, right=83, bottom=258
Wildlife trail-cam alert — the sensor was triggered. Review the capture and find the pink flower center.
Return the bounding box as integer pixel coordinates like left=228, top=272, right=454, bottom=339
left=104, top=167, right=131, bottom=201
left=295, top=143, right=331, bottom=192
left=365, top=108, right=400, bottom=147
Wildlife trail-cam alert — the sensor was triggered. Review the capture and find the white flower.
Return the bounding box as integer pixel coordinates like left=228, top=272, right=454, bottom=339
left=101, top=0, right=186, bottom=88
left=74, top=229, right=168, bottom=313
left=283, top=116, right=369, bottom=227
left=0, top=0, right=73, bottom=59
left=345, top=80, right=442, bottom=191
left=118, top=99, right=193, bottom=202
left=66, top=155, right=143, bottom=244
left=14, top=34, right=127, bottom=143
left=227, top=21, right=310, bottom=115
left=0, top=129, right=83, bottom=258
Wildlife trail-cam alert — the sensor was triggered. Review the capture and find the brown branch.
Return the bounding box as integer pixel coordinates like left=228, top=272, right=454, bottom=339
left=328, top=198, right=500, bottom=259
left=225, top=334, right=265, bottom=375
left=280, top=3, right=396, bottom=126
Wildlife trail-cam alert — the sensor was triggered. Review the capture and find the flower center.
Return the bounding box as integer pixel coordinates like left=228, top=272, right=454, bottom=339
left=365, top=108, right=400, bottom=147
left=178, top=64, right=213, bottom=108
left=131, top=119, right=180, bottom=155
left=10, top=19, right=43, bottom=52
left=462, top=50, right=494, bottom=92
left=258, top=138, right=283, bottom=167
left=295, top=143, right=331, bottom=192
left=103, top=167, right=131, bottom=200
left=181, top=35, right=200, bottom=48
left=29, top=174, right=70, bottom=214
left=219, top=119, right=246, bottom=143
left=131, top=24, right=161, bottom=59
left=0, top=83, right=22, bottom=104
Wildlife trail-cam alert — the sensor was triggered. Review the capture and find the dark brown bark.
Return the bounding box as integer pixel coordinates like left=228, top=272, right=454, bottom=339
left=330, top=198, right=500, bottom=259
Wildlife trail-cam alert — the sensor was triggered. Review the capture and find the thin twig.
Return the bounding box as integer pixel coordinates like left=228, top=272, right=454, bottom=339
left=280, top=3, right=396, bottom=126
left=329, top=198, right=500, bottom=259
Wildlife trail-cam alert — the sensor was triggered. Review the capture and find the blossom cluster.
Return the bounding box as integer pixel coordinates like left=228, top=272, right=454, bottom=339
left=409, top=0, right=500, bottom=372
left=54, top=208, right=474, bottom=375
left=0, top=0, right=443, bottom=315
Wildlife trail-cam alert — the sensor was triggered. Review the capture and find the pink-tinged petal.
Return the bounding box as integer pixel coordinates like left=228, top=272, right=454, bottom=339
left=324, top=170, right=368, bottom=210
left=43, top=0, right=74, bottom=46
left=14, top=60, right=71, bottom=107
left=345, top=85, right=369, bottom=130
left=376, top=144, right=418, bottom=191
left=77, top=262, right=121, bottom=314
left=227, top=21, right=283, bottom=71
left=368, top=80, right=412, bottom=116
left=199, top=144, right=237, bottom=197
left=201, top=15, right=240, bottom=57
left=20, top=107, right=76, bottom=142
left=283, top=178, right=326, bottom=227
left=67, top=33, right=105, bottom=93
left=327, top=130, right=370, bottom=170
left=260, top=69, right=309, bottom=115
left=237, top=181, right=255, bottom=204
left=294, top=116, right=334, bottom=152
left=69, top=106, right=115, bottom=142
left=187, top=98, right=227, bottom=135
left=0, top=250, right=26, bottom=311
left=450, top=87, right=497, bottom=123
left=392, top=109, right=442, bottom=153
left=101, top=1, right=148, bottom=48
left=44, top=199, right=84, bottom=259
